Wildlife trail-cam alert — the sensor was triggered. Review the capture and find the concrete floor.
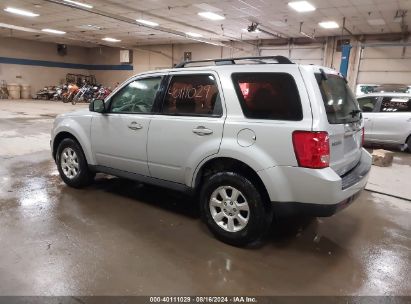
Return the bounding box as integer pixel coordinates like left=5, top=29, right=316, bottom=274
left=0, top=100, right=410, bottom=296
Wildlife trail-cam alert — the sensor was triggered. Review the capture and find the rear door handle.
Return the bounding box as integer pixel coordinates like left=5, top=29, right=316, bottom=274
left=192, top=126, right=213, bottom=136
left=128, top=121, right=143, bottom=130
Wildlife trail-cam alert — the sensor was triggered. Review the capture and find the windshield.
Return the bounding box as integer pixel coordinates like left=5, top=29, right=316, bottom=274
left=315, top=73, right=361, bottom=124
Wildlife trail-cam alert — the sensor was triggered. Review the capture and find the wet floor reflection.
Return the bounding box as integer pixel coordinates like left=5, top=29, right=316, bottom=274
left=0, top=157, right=410, bottom=295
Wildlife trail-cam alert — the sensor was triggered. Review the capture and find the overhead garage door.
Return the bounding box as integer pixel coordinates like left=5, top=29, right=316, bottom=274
left=260, top=44, right=324, bottom=65
left=357, top=46, right=411, bottom=85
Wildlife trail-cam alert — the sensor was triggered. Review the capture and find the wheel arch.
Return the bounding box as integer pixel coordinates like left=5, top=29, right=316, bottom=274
left=52, top=130, right=94, bottom=165
left=193, top=157, right=270, bottom=203
left=53, top=132, right=81, bottom=159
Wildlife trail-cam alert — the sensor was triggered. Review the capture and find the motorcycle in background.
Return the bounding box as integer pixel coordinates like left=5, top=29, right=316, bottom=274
left=94, top=86, right=112, bottom=100
left=52, top=85, right=68, bottom=101
left=63, top=83, right=79, bottom=103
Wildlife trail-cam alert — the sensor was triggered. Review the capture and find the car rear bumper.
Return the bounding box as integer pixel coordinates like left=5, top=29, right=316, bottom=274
left=272, top=190, right=362, bottom=217
left=258, top=148, right=372, bottom=216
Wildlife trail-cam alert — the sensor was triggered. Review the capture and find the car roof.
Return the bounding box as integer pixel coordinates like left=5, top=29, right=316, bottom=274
left=135, top=63, right=337, bottom=77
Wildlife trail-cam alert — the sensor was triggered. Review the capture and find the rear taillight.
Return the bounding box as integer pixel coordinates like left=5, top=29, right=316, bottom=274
left=292, top=131, right=330, bottom=169
left=361, top=127, right=365, bottom=147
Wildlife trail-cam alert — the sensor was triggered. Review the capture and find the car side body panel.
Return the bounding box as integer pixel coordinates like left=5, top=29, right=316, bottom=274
left=358, top=93, right=411, bottom=145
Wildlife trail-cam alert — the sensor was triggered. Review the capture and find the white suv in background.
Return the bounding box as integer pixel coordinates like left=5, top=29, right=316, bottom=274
left=357, top=92, right=411, bottom=151
left=51, top=56, right=372, bottom=246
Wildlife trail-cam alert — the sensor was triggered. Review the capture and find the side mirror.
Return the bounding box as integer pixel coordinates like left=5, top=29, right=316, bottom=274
left=89, top=99, right=105, bottom=113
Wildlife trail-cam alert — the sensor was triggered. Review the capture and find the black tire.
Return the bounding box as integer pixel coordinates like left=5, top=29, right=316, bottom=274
left=407, top=136, right=411, bottom=153
left=56, top=138, right=95, bottom=188
left=200, top=172, right=273, bottom=247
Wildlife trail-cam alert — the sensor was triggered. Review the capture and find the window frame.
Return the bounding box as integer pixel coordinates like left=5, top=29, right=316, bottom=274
left=231, top=72, right=303, bottom=121
left=157, top=72, right=224, bottom=118
left=105, top=75, right=165, bottom=115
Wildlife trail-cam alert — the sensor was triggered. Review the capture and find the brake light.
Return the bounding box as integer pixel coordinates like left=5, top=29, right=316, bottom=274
left=292, top=131, right=330, bottom=169
left=361, top=127, right=365, bottom=147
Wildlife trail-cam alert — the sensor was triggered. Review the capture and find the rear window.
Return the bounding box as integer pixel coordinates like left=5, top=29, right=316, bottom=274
left=315, top=73, right=361, bottom=124
left=232, top=73, right=302, bottom=120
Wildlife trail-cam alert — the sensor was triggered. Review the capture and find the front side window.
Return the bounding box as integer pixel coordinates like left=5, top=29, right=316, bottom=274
left=358, top=97, right=379, bottom=112
left=162, top=74, right=222, bottom=116
left=110, top=77, right=162, bottom=113
left=232, top=73, right=302, bottom=120
left=379, top=97, right=411, bottom=112
left=315, top=73, right=361, bottom=124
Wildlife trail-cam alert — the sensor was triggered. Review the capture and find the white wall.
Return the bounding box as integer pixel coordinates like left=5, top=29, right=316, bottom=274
left=357, top=45, right=411, bottom=85
left=2, top=36, right=411, bottom=96
left=0, top=37, right=90, bottom=94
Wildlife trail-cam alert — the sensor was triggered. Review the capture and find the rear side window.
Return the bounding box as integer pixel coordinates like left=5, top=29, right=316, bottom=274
left=380, top=97, right=411, bottom=112
left=162, top=74, right=222, bottom=116
left=232, top=73, right=302, bottom=120
left=358, top=97, right=379, bottom=112
left=315, top=73, right=361, bottom=124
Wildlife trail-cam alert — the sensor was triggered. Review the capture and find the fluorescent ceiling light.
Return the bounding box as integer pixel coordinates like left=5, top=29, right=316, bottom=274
left=288, top=1, right=315, bottom=12
left=76, top=24, right=101, bottom=30
left=198, top=12, right=225, bottom=20
left=186, top=32, right=202, bottom=37
left=242, top=28, right=261, bottom=33
left=63, top=0, right=93, bottom=9
left=0, top=23, right=39, bottom=33
left=367, top=18, right=386, bottom=26
left=4, top=7, right=39, bottom=17
left=42, top=28, right=66, bottom=34
left=102, top=37, right=121, bottom=42
left=319, top=21, right=339, bottom=29
left=136, top=19, right=159, bottom=27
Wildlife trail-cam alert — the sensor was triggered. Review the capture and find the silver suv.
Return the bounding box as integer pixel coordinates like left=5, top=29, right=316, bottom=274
left=357, top=92, right=411, bottom=151
left=51, top=56, right=372, bottom=246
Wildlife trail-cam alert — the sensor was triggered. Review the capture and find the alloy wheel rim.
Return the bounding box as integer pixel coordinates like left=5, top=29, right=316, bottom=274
left=61, top=147, right=80, bottom=179
left=209, top=186, right=250, bottom=232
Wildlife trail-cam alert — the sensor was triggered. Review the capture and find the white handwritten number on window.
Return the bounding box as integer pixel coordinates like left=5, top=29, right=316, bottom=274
left=168, top=85, right=212, bottom=100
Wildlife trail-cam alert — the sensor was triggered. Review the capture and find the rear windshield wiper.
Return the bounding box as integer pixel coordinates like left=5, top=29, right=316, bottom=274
left=349, top=109, right=361, bottom=118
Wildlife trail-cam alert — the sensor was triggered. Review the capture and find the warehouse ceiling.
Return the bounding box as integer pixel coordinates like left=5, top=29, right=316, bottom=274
left=0, top=0, right=410, bottom=48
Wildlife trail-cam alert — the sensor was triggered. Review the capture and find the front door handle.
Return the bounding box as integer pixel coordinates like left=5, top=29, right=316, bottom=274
left=192, top=126, right=213, bottom=136
left=128, top=121, right=143, bottom=130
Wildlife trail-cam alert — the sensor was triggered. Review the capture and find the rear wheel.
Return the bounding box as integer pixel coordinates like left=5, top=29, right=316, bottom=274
left=407, top=136, right=411, bottom=153
left=200, top=172, right=272, bottom=246
left=56, top=138, right=95, bottom=188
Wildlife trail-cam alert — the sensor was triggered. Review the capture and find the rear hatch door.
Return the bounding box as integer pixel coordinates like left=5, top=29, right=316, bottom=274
left=315, top=71, right=363, bottom=176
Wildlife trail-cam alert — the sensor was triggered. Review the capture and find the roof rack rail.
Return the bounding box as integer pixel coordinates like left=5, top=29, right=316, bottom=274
left=175, top=56, right=293, bottom=68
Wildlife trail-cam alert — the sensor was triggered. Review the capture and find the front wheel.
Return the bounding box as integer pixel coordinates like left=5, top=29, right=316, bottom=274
left=200, top=172, right=272, bottom=246
left=56, top=138, right=95, bottom=188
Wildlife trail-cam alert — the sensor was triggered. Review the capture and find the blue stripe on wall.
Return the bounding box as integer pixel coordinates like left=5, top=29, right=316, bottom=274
left=0, top=56, right=133, bottom=71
